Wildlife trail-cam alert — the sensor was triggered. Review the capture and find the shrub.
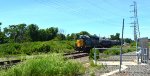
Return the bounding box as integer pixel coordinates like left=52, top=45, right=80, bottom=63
left=103, top=46, right=120, bottom=55
left=89, top=49, right=100, bottom=60
left=0, top=40, right=75, bottom=56
left=103, top=45, right=136, bottom=55
left=103, top=49, right=120, bottom=55
left=130, top=42, right=136, bottom=47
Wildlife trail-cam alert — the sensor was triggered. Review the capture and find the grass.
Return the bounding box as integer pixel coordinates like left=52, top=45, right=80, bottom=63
left=0, top=53, right=85, bottom=76
left=0, top=40, right=75, bottom=57
left=84, top=60, right=104, bottom=76
left=89, top=49, right=100, bottom=60
left=103, top=45, right=136, bottom=55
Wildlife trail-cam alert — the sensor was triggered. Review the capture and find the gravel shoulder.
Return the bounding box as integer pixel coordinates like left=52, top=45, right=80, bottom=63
left=113, top=65, right=150, bottom=76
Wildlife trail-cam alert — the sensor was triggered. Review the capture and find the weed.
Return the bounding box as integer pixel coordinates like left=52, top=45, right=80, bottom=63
left=0, top=53, right=85, bottom=76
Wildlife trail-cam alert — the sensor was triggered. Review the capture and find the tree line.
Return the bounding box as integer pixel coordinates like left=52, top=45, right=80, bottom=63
left=0, top=23, right=92, bottom=44
left=1, top=24, right=59, bottom=43
left=0, top=22, right=133, bottom=44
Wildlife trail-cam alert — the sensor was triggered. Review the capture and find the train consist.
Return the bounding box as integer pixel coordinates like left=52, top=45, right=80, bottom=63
left=75, top=35, right=120, bottom=52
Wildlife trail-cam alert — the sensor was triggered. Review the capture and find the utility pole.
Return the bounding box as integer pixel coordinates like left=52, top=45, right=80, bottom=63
left=130, top=1, right=140, bottom=63
left=119, top=18, right=124, bottom=72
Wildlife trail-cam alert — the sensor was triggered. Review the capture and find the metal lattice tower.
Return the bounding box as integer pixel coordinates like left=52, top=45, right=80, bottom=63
left=130, top=1, right=141, bottom=64
left=130, top=1, right=140, bottom=41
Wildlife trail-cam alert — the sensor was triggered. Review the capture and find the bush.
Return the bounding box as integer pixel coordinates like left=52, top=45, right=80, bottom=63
left=103, top=49, right=120, bottom=55
left=0, top=40, right=75, bottom=56
left=0, top=43, right=22, bottom=55
left=89, top=49, right=100, bottom=60
left=103, top=45, right=136, bottom=55
left=0, top=53, right=85, bottom=76
left=130, top=42, right=136, bottom=47
left=103, top=46, right=120, bottom=55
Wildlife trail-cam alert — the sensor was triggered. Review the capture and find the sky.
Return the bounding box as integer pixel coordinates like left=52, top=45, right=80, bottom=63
left=0, top=0, right=149, bottom=39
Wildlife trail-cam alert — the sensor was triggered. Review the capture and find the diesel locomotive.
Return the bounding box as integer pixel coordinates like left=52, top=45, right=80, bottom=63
left=75, top=35, right=120, bottom=52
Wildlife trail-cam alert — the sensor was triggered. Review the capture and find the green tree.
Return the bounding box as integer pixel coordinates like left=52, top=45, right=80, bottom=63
left=17, top=24, right=27, bottom=42
left=115, top=33, right=120, bottom=40
left=79, top=31, right=90, bottom=36
left=0, top=32, right=5, bottom=43
left=66, top=34, right=72, bottom=40
left=38, top=29, right=47, bottom=41
left=110, top=33, right=120, bottom=40
left=124, top=38, right=133, bottom=43
left=0, top=22, right=5, bottom=43
left=70, top=33, right=80, bottom=40
left=4, top=25, right=18, bottom=42
left=27, top=24, right=39, bottom=41
left=45, top=27, right=58, bottom=40
left=55, top=33, right=66, bottom=40
left=4, top=24, right=28, bottom=43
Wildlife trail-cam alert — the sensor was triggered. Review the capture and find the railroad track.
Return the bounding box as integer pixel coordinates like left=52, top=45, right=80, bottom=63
left=65, top=52, right=88, bottom=59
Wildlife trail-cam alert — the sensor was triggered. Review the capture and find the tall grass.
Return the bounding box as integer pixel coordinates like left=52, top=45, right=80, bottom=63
left=89, top=49, right=100, bottom=60
left=0, top=53, right=85, bottom=76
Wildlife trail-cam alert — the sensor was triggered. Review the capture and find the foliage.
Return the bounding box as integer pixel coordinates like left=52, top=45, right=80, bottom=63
left=26, top=24, right=39, bottom=41
left=3, top=23, right=58, bottom=42
left=0, top=22, right=94, bottom=43
left=103, top=46, right=135, bottom=55
left=124, top=38, right=133, bottom=43
left=66, top=31, right=90, bottom=40
left=0, top=40, right=75, bottom=57
left=89, top=49, right=100, bottom=60
left=0, top=53, right=85, bottom=76
left=130, top=41, right=136, bottom=47
left=103, top=46, right=120, bottom=55
left=66, top=33, right=80, bottom=40
left=79, top=31, right=90, bottom=36
left=0, top=32, right=5, bottom=44
left=55, top=33, right=66, bottom=40
left=4, top=24, right=28, bottom=43
left=86, top=60, right=104, bottom=76
left=110, top=33, right=120, bottom=40
left=38, top=27, right=58, bottom=41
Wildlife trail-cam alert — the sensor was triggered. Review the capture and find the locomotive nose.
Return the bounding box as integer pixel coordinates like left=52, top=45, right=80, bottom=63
left=76, top=39, right=84, bottom=47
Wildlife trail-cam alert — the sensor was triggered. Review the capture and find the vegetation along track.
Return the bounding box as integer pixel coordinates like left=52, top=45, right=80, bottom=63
left=64, top=52, right=89, bottom=59
left=0, top=52, right=89, bottom=69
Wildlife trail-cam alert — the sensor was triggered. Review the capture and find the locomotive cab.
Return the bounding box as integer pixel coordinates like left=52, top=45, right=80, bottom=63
left=75, top=35, right=91, bottom=52
left=75, top=35, right=99, bottom=52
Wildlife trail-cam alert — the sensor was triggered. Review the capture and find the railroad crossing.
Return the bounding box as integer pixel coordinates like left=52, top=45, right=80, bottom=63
left=93, top=2, right=149, bottom=75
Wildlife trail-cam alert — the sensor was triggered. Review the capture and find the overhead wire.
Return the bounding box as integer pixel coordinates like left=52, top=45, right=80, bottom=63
left=37, top=0, right=135, bottom=28
left=86, top=0, right=131, bottom=27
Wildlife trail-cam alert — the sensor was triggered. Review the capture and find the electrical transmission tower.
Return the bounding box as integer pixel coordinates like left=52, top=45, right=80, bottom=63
left=130, top=1, right=141, bottom=63
left=130, top=1, right=140, bottom=41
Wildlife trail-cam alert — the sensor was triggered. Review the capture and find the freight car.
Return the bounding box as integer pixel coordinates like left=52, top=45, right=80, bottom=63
left=75, top=35, right=120, bottom=52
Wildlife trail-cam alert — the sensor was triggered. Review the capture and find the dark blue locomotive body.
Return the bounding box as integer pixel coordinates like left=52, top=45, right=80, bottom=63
left=75, top=35, right=120, bottom=52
